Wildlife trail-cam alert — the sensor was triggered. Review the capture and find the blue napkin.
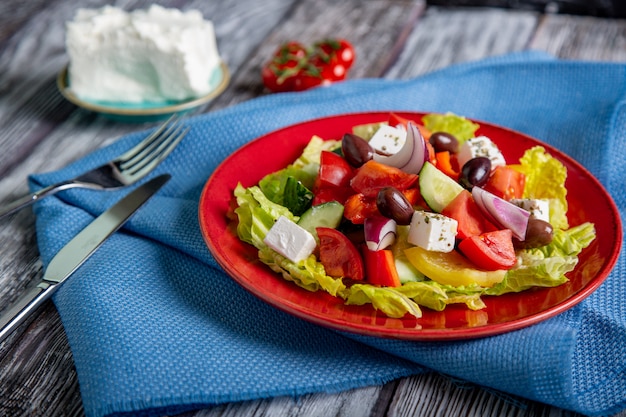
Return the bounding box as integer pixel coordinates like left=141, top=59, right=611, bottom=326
left=31, top=51, right=625, bottom=417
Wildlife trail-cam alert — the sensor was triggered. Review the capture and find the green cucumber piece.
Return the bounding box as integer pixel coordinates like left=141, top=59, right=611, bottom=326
left=297, top=201, right=344, bottom=238
left=418, top=161, right=464, bottom=212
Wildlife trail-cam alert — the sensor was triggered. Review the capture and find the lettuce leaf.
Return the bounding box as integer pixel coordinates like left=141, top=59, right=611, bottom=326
left=344, top=284, right=423, bottom=318
left=259, top=135, right=339, bottom=210
left=234, top=184, right=296, bottom=248
left=486, top=222, right=595, bottom=295
left=518, top=146, right=569, bottom=229
left=259, top=247, right=346, bottom=296
left=421, top=112, right=480, bottom=144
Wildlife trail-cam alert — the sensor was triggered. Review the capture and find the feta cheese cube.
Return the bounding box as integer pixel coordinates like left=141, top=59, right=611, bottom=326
left=408, top=211, right=458, bottom=253
left=510, top=198, right=550, bottom=222
left=263, top=216, right=317, bottom=263
left=457, top=136, right=506, bottom=170
left=369, top=124, right=406, bottom=155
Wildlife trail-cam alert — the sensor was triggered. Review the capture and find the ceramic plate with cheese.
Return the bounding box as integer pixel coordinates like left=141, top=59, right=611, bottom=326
left=57, top=5, right=230, bottom=120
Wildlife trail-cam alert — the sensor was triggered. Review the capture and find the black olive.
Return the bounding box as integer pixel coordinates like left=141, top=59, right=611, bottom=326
left=341, top=133, right=374, bottom=167
left=429, top=131, right=459, bottom=153
left=514, top=218, right=554, bottom=249
left=376, top=187, right=414, bottom=225
left=459, top=157, right=491, bottom=189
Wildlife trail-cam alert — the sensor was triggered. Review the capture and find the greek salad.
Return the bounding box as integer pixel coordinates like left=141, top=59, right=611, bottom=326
left=232, top=112, right=596, bottom=318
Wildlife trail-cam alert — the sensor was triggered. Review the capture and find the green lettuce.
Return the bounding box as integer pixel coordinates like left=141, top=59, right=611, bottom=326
left=258, top=135, right=339, bottom=213
left=421, top=112, right=480, bottom=144
left=234, top=184, right=296, bottom=248
left=518, top=146, right=569, bottom=229
left=259, top=247, right=345, bottom=296
left=343, top=284, right=423, bottom=318
left=486, top=222, right=595, bottom=295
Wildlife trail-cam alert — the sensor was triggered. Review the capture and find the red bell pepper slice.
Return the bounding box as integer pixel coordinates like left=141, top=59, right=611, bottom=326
left=350, top=160, right=418, bottom=198
left=362, top=247, right=401, bottom=287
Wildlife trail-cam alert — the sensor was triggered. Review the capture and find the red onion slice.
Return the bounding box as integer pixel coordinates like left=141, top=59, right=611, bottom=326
left=373, top=122, right=429, bottom=174
left=364, top=216, right=397, bottom=250
left=472, top=186, right=530, bottom=241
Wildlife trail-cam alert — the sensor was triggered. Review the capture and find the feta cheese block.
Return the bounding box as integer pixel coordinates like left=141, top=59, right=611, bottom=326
left=66, top=5, right=222, bottom=103
left=263, top=216, right=317, bottom=263
left=370, top=124, right=407, bottom=156
left=408, top=211, right=458, bottom=253
left=510, top=198, right=550, bottom=222
left=457, top=136, right=506, bottom=170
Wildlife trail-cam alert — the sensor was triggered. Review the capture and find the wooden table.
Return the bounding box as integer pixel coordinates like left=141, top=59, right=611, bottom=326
left=0, top=1, right=624, bottom=416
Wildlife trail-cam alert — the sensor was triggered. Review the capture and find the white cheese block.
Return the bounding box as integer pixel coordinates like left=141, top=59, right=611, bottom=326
left=369, top=124, right=407, bottom=156
left=457, top=136, right=506, bottom=170
left=263, top=216, right=317, bottom=263
left=510, top=198, right=550, bottom=222
left=407, top=211, right=458, bottom=253
left=66, top=5, right=222, bottom=103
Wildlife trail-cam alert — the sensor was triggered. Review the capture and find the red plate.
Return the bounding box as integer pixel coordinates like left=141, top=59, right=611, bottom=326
left=198, top=112, right=622, bottom=340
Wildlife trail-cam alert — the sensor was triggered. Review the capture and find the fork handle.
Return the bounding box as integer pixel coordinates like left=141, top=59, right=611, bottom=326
left=0, top=184, right=64, bottom=220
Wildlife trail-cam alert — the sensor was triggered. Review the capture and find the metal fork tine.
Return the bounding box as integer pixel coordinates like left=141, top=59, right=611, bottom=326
left=119, top=121, right=181, bottom=171
left=117, top=114, right=180, bottom=165
left=124, top=126, right=188, bottom=178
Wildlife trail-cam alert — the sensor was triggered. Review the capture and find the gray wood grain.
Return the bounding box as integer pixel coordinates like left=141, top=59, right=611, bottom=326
left=0, top=1, right=625, bottom=417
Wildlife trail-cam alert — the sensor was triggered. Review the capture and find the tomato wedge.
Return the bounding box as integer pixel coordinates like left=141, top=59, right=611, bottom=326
left=350, top=160, right=418, bottom=197
left=317, top=227, right=364, bottom=280
left=483, top=165, right=526, bottom=200
left=458, top=229, right=517, bottom=271
left=318, top=150, right=353, bottom=187
left=442, top=190, right=497, bottom=240
left=362, top=248, right=401, bottom=287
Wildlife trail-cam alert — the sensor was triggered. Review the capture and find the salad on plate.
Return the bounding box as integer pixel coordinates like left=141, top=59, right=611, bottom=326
left=232, top=112, right=596, bottom=319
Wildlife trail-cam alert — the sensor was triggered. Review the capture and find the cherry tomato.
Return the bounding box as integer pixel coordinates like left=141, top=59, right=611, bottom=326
left=261, top=38, right=355, bottom=93
left=261, top=41, right=308, bottom=92
left=316, top=227, right=364, bottom=280
left=314, top=39, right=355, bottom=68
left=458, top=229, right=517, bottom=271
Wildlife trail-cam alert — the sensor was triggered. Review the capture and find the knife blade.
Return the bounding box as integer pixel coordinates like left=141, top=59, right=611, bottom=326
left=0, top=174, right=170, bottom=344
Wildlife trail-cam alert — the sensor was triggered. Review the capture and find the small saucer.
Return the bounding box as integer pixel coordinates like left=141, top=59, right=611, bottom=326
left=57, top=62, right=230, bottom=122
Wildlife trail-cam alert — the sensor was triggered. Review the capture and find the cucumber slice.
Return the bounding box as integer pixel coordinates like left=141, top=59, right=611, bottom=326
left=297, top=201, right=344, bottom=238
left=419, top=161, right=464, bottom=212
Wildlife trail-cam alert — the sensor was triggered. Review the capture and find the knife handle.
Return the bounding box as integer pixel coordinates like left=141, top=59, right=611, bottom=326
left=0, top=281, right=56, bottom=344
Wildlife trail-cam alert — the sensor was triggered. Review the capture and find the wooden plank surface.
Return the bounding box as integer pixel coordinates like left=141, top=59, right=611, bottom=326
left=0, top=1, right=624, bottom=416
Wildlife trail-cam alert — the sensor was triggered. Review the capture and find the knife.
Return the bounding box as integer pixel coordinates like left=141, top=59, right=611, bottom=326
left=0, top=173, right=170, bottom=344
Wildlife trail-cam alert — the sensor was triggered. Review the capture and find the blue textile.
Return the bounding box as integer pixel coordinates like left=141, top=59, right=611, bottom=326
left=31, top=51, right=625, bottom=417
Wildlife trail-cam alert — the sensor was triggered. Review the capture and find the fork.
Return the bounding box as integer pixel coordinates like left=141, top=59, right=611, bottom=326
left=0, top=115, right=188, bottom=220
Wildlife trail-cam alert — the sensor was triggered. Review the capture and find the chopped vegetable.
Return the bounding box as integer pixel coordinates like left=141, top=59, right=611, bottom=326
left=261, top=38, right=355, bottom=92
left=231, top=113, right=596, bottom=319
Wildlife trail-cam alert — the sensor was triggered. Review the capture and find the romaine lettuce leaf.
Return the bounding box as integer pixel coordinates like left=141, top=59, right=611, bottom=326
left=259, top=247, right=345, bottom=296
left=344, top=284, right=423, bottom=318
left=234, top=184, right=296, bottom=248
left=259, top=135, right=339, bottom=211
left=518, top=146, right=569, bottom=229
left=421, top=112, right=480, bottom=144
